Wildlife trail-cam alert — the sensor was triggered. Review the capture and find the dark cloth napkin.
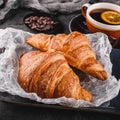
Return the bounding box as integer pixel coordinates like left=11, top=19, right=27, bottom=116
left=0, top=0, right=90, bottom=21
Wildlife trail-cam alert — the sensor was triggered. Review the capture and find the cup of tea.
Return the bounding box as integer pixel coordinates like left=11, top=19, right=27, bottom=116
left=81, top=2, right=120, bottom=41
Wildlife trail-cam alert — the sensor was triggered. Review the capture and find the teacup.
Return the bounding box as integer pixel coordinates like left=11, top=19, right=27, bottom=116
left=81, top=2, right=120, bottom=41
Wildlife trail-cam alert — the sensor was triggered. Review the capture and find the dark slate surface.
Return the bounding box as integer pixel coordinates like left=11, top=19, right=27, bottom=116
left=0, top=2, right=120, bottom=120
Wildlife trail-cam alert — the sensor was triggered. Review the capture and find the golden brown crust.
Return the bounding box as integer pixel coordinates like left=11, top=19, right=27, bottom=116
left=18, top=51, right=92, bottom=101
left=26, top=31, right=107, bottom=80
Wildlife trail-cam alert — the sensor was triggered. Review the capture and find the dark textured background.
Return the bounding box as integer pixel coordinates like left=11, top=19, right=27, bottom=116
left=0, top=0, right=120, bottom=119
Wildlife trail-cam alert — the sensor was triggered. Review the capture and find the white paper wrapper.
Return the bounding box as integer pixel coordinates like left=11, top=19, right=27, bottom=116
left=0, top=27, right=120, bottom=108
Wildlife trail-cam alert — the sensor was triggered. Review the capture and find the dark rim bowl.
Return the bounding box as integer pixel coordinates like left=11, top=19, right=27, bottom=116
left=23, top=12, right=63, bottom=34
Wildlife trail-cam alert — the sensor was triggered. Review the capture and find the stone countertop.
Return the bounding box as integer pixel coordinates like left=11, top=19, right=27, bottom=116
left=0, top=8, right=78, bottom=34
left=0, top=7, right=120, bottom=120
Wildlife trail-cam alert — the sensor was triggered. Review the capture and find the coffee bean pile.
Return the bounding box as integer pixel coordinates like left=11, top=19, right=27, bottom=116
left=24, top=16, right=59, bottom=31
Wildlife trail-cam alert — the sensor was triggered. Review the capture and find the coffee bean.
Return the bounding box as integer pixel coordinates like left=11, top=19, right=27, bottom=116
left=24, top=15, right=59, bottom=31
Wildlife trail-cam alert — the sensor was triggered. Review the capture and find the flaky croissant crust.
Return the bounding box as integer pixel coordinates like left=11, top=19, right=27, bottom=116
left=18, top=51, right=92, bottom=101
left=26, top=31, right=107, bottom=80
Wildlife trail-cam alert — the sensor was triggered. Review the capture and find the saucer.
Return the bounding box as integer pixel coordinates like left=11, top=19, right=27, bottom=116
left=69, top=14, right=120, bottom=48
left=69, top=13, right=90, bottom=34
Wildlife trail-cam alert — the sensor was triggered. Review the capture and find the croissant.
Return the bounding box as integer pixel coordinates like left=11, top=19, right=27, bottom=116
left=18, top=51, right=92, bottom=101
left=26, top=31, right=107, bottom=80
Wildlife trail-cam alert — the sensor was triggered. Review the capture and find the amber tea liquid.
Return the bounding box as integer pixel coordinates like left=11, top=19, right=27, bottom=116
left=89, top=9, right=120, bottom=25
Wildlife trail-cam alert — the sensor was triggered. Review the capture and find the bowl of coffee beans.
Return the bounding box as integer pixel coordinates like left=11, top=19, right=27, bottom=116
left=24, top=12, right=63, bottom=34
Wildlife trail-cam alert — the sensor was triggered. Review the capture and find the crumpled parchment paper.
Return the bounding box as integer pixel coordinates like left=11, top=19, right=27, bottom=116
left=0, top=27, right=120, bottom=107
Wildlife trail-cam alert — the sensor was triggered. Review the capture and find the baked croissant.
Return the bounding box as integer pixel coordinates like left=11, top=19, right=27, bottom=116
left=18, top=51, right=92, bottom=101
left=26, top=31, right=107, bottom=80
